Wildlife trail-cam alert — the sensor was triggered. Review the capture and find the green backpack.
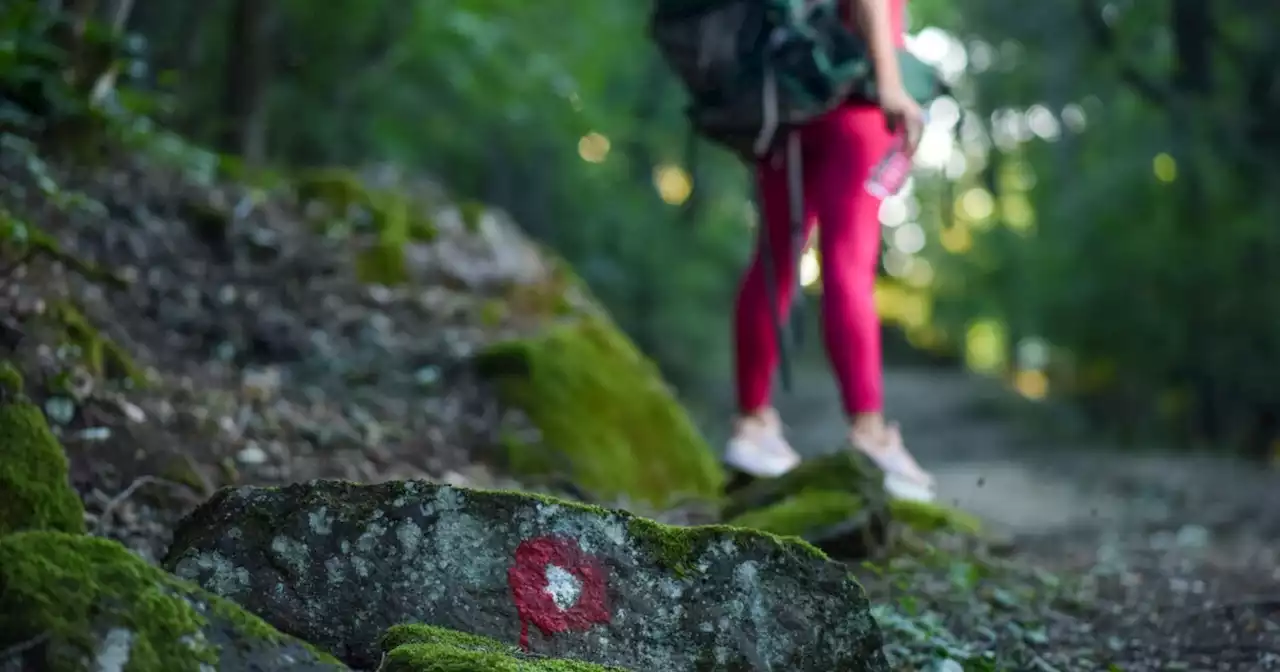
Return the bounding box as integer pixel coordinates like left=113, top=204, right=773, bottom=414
left=650, top=0, right=945, bottom=160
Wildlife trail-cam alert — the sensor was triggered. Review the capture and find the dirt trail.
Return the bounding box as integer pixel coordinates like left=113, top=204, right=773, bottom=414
left=761, top=360, right=1280, bottom=669
left=773, top=361, right=1280, bottom=544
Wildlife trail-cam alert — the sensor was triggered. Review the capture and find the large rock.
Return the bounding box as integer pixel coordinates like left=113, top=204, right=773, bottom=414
left=0, top=531, right=346, bottom=671
left=0, top=363, right=85, bottom=536
left=475, top=317, right=725, bottom=508
left=723, top=452, right=890, bottom=560
left=163, top=480, right=887, bottom=671
left=724, top=452, right=984, bottom=558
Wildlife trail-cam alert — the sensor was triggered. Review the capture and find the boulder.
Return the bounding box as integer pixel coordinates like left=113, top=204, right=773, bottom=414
left=378, top=624, right=624, bottom=671
left=723, top=452, right=890, bottom=560
left=0, top=531, right=346, bottom=671
left=475, top=317, right=725, bottom=508
left=163, top=480, right=887, bottom=671
left=0, top=363, right=85, bottom=536
left=723, top=452, right=985, bottom=558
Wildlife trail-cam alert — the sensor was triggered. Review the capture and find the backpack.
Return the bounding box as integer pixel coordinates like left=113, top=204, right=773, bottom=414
left=650, top=0, right=946, bottom=160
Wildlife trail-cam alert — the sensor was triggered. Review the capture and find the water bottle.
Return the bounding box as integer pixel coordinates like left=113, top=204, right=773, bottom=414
left=865, top=113, right=927, bottom=199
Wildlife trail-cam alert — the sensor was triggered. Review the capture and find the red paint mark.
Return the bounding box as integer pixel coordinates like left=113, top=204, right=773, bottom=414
left=508, top=535, right=610, bottom=650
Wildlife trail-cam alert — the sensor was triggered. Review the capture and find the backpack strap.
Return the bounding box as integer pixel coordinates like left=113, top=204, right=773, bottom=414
left=785, top=129, right=807, bottom=358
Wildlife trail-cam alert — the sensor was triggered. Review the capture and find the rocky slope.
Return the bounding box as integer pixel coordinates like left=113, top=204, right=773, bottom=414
left=0, top=121, right=928, bottom=670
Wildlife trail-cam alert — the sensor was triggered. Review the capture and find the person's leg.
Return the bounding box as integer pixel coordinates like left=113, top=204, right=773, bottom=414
left=807, top=104, right=935, bottom=500
left=727, top=151, right=816, bottom=477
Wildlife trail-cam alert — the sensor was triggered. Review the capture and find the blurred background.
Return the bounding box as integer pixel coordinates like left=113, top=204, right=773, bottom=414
left=13, top=0, right=1280, bottom=459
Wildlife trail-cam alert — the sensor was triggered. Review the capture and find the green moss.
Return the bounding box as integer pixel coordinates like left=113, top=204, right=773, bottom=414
left=44, top=300, right=146, bottom=386
left=723, top=451, right=884, bottom=521
left=379, top=624, right=625, bottom=671
left=355, top=240, right=411, bottom=286
left=451, top=485, right=826, bottom=572
left=0, top=389, right=85, bottom=535
left=889, top=499, right=984, bottom=536
left=727, top=490, right=865, bottom=538
left=380, top=624, right=507, bottom=654
left=623, top=513, right=825, bottom=578
left=474, top=316, right=724, bottom=507
left=0, top=360, right=24, bottom=395
left=1, top=209, right=126, bottom=288
left=0, top=531, right=342, bottom=670
left=294, top=168, right=437, bottom=286
left=478, top=299, right=507, bottom=327
left=458, top=200, right=486, bottom=233
left=504, top=256, right=585, bottom=320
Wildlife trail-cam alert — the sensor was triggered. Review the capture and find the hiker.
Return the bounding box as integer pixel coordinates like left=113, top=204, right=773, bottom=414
left=722, top=0, right=937, bottom=502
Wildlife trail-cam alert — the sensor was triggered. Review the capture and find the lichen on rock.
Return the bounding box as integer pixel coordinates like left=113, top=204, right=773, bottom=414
left=0, top=531, right=346, bottom=671
left=474, top=316, right=725, bottom=508
left=163, top=480, right=887, bottom=671
left=379, top=624, right=625, bottom=671
left=0, top=367, right=85, bottom=535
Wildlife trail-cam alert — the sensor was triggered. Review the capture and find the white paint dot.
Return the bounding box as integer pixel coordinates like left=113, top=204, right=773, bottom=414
left=544, top=565, right=582, bottom=610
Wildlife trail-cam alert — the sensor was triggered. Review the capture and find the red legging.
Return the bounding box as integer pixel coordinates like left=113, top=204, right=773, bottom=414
left=734, top=103, right=894, bottom=417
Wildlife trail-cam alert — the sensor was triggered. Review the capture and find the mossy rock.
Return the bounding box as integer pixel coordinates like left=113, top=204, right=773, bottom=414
left=164, top=480, right=887, bottom=671
left=722, top=452, right=890, bottom=560
left=0, top=369, right=85, bottom=536
left=726, top=489, right=889, bottom=560
left=379, top=625, right=625, bottom=671
left=723, top=451, right=886, bottom=521
left=474, top=316, right=724, bottom=507
left=0, top=531, right=346, bottom=671
left=889, top=499, right=984, bottom=536
left=723, top=452, right=984, bottom=558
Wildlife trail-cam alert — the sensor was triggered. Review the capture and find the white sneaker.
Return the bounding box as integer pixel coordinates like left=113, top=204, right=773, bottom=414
left=852, top=423, right=937, bottom=503
left=724, top=408, right=802, bottom=478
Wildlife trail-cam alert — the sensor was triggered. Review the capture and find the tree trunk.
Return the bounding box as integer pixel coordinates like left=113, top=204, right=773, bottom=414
left=218, top=0, right=272, bottom=162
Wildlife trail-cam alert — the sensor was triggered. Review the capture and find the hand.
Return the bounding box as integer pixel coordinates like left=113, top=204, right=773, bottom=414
left=879, top=85, right=926, bottom=155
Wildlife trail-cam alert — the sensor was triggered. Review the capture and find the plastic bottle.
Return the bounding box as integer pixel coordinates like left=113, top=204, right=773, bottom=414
left=865, top=113, right=927, bottom=199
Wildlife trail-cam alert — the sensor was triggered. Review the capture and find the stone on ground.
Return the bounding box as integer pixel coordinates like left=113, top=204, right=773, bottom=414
left=0, top=363, right=85, bottom=536
left=0, top=531, right=346, bottom=671
left=723, top=452, right=891, bottom=560
left=475, top=316, right=725, bottom=508
left=163, top=480, right=888, bottom=671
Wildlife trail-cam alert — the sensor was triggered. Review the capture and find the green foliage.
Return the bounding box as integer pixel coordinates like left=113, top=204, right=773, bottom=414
left=14, top=0, right=1275, bottom=453
left=117, top=0, right=762, bottom=391
left=882, top=2, right=1280, bottom=455
left=0, top=2, right=141, bottom=146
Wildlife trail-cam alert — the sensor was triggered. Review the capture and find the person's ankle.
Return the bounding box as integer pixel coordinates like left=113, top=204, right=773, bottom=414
left=849, top=412, right=886, bottom=441
left=738, top=407, right=780, bottom=431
